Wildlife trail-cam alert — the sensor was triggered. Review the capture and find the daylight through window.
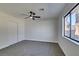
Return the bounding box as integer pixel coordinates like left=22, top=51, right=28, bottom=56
left=64, top=3, right=79, bottom=43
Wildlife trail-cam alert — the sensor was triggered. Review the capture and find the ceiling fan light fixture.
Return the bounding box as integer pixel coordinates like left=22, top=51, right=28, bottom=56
left=23, top=11, right=40, bottom=20
left=30, top=17, right=32, bottom=18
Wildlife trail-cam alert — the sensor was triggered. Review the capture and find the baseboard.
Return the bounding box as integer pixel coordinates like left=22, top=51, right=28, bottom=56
left=0, top=41, right=22, bottom=50
left=0, top=39, right=58, bottom=50
left=24, top=39, right=58, bottom=43
left=58, top=42, right=66, bottom=56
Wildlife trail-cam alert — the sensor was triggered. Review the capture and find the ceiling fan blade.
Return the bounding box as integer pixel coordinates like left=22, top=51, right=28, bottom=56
left=20, top=13, right=30, bottom=16
left=30, top=11, right=32, bottom=14
left=32, top=17, right=35, bottom=20
left=24, top=16, right=30, bottom=19
left=33, top=16, right=40, bottom=18
left=33, top=12, right=36, bottom=15
left=30, top=11, right=36, bottom=15
left=21, top=14, right=27, bottom=16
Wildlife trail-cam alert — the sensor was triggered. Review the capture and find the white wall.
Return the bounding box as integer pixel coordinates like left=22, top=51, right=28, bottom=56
left=24, top=18, right=58, bottom=43
left=58, top=3, right=79, bottom=56
left=0, top=11, right=24, bottom=49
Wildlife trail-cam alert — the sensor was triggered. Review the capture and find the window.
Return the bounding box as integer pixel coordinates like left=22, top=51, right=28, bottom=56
left=64, top=14, right=70, bottom=37
left=64, top=3, right=79, bottom=44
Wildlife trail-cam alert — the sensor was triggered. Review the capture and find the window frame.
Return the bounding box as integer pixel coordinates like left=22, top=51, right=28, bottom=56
left=64, top=3, right=79, bottom=45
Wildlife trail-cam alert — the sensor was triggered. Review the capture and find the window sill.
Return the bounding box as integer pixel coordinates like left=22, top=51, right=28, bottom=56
left=63, top=36, right=79, bottom=45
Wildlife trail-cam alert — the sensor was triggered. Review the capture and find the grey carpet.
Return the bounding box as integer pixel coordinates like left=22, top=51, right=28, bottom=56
left=0, top=40, right=65, bottom=56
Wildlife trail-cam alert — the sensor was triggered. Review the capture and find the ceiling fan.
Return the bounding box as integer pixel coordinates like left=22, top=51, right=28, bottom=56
left=23, top=11, right=40, bottom=20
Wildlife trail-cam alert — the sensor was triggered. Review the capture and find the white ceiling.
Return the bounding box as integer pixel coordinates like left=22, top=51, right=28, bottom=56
left=0, top=3, right=66, bottom=20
